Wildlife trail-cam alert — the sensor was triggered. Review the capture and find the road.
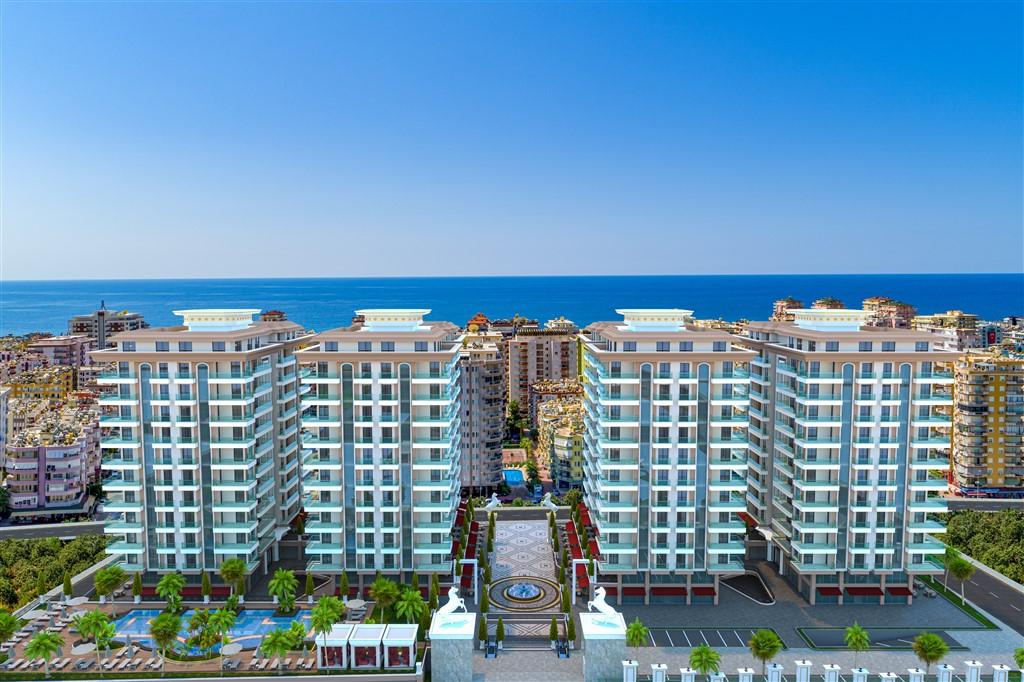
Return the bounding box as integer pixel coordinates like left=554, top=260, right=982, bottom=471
left=956, top=566, right=1024, bottom=635
left=0, top=521, right=105, bottom=540
left=946, top=498, right=1024, bottom=512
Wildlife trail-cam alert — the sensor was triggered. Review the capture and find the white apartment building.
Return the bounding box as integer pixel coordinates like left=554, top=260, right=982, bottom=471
left=507, top=319, right=579, bottom=411
left=580, top=309, right=754, bottom=604
left=298, top=310, right=462, bottom=590
left=92, top=309, right=311, bottom=576
left=741, top=309, right=954, bottom=604
left=459, top=330, right=504, bottom=494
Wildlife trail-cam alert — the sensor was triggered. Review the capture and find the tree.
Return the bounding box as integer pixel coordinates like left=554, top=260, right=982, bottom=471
left=1014, top=647, right=1024, bottom=670
left=626, top=617, right=649, bottom=651
left=186, top=609, right=222, bottom=660
left=549, top=616, right=558, bottom=644
left=209, top=608, right=237, bottom=645
left=484, top=563, right=492, bottom=584
left=479, top=587, right=490, bottom=614
left=418, top=609, right=430, bottom=642
left=132, top=573, right=143, bottom=601
left=566, top=616, right=576, bottom=646
left=0, top=611, right=23, bottom=643
left=200, top=570, right=211, bottom=601
left=844, top=623, right=870, bottom=668
left=912, top=632, right=949, bottom=674
left=74, top=610, right=112, bottom=669
left=305, top=573, right=315, bottom=600
left=689, top=643, right=721, bottom=682
left=268, top=568, right=298, bottom=613
left=149, top=612, right=182, bottom=673
left=156, top=572, right=186, bottom=613
left=949, top=558, right=976, bottom=605
left=477, top=617, right=488, bottom=646
left=36, top=571, right=47, bottom=598
left=369, top=576, right=399, bottom=622
left=339, top=572, right=350, bottom=601
left=311, top=597, right=345, bottom=667
left=496, top=617, right=505, bottom=647
left=561, top=585, right=570, bottom=613
left=942, top=546, right=962, bottom=589
left=428, top=576, right=439, bottom=611
left=748, top=629, right=783, bottom=676
left=286, top=620, right=307, bottom=651
left=260, top=627, right=291, bottom=675
left=62, top=572, right=73, bottom=601
left=395, top=588, right=426, bottom=624
left=93, top=565, right=127, bottom=604
left=218, top=558, right=247, bottom=596
left=25, top=630, right=63, bottom=678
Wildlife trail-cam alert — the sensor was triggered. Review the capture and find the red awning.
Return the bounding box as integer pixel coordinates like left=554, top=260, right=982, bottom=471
left=579, top=509, right=592, bottom=527
left=651, top=586, right=687, bottom=596
left=588, top=539, right=600, bottom=559
left=886, top=587, right=913, bottom=596
left=845, top=586, right=883, bottom=597
left=691, top=586, right=717, bottom=596
left=816, top=586, right=842, bottom=596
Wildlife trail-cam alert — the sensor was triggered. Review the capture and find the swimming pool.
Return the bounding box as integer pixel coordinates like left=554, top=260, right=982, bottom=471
left=503, top=468, right=525, bottom=485
left=111, top=609, right=312, bottom=653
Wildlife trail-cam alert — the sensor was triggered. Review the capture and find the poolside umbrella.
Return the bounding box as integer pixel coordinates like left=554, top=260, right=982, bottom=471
left=220, top=642, right=242, bottom=675
left=66, top=597, right=88, bottom=607
left=71, top=642, right=96, bottom=656
left=23, top=609, right=47, bottom=621
left=126, top=635, right=133, bottom=656
left=346, top=598, right=366, bottom=610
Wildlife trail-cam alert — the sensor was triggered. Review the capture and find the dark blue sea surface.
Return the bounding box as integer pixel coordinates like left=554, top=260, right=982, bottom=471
left=1, top=274, right=1021, bottom=336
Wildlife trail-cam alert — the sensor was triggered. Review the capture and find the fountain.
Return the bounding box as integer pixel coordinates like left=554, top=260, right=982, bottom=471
left=503, top=582, right=542, bottom=602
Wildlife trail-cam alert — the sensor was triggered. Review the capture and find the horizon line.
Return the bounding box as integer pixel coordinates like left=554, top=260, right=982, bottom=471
left=3, top=271, right=1022, bottom=284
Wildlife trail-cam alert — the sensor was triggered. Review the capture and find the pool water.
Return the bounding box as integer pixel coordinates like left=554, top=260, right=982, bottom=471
left=111, top=609, right=312, bottom=654
left=503, top=468, right=525, bottom=485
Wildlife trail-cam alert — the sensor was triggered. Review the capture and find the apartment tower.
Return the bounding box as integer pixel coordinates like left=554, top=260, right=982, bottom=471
left=741, top=309, right=954, bottom=604
left=93, top=309, right=310, bottom=575
left=580, top=309, right=754, bottom=604
left=507, top=318, right=579, bottom=413
left=458, top=329, right=505, bottom=494
left=298, top=310, right=462, bottom=590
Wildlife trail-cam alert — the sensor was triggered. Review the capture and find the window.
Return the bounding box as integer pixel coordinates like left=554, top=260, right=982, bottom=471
left=178, top=342, right=192, bottom=352
left=679, top=341, right=693, bottom=352
left=357, top=341, right=371, bottom=352
left=414, top=341, right=428, bottom=352
left=656, top=341, right=669, bottom=352
left=915, top=341, right=929, bottom=352
left=324, top=341, right=339, bottom=352
left=211, top=341, right=225, bottom=352
left=623, top=342, right=636, bottom=352
left=713, top=341, right=727, bottom=352
left=122, top=341, right=136, bottom=352
left=381, top=341, right=395, bottom=352
left=825, top=341, right=839, bottom=352
left=881, top=341, right=895, bottom=352
left=858, top=342, right=873, bottom=352
left=156, top=341, right=169, bottom=352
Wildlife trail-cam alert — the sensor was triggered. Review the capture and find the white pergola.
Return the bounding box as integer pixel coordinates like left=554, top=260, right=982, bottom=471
left=382, top=624, right=417, bottom=669
left=317, top=623, right=354, bottom=670
left=349, top=623, right=385, bottom=670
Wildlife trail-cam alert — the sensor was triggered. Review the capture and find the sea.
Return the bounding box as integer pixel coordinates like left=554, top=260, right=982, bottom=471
left=1, top=273, right=1022, bottom=336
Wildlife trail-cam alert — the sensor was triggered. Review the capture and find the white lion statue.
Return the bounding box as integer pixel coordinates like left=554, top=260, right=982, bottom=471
left=436, top=586, right=467, bottom=616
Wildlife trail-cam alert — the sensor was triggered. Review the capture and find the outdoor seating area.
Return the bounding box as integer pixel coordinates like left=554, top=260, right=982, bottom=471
left=315, top=623, right=417, bottom=671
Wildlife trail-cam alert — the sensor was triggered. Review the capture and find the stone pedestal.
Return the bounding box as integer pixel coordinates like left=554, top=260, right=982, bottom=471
left=738, top=667, right=755, bottom=682
left=429, top=611, right=476, bottom=682
left=937, top=663, right=955, bottom=682
left=580, top=612, right=627, bottom=682
left=908, top=667, right=925, bottom=682
left=768, top=662, right=785, bottom=682
left=651, top=663, right=667, bottom=682
left=823, top=664, right=841, bottom=682
left=965, top=661, right=983, bottom=682
left=992, top=664, right=1010, bottom=682
left=795, top=660, right=812, bottom=682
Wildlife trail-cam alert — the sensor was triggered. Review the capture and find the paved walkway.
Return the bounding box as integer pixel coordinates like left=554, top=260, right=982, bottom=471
left=492, top=521, right=555, bottom=582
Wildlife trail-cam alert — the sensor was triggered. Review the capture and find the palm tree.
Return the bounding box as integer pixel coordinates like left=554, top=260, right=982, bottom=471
left=268, top=569, right=298, bottom=613
left=260, top=627, right=291, bottom=675
left=218, top=558, right=248, bottom=597
left=949, top=558, right=976, bottom=605
left=942, top=546, right=961, bottom=589
left=74, top=609, right=112, bottom=669
left=369, top=576, right=399, bottom=623
left=93, top=565, right=127, bottom=604
left=748, top=629, right=783, bottom=677
left=149, top=612, right=181, bottom=674
left=1014, top=647, right=1024, bottom=671
left=209, top=608, right=237, bottom=647
left=156, top=572, right=186, bottom=613
left=25, top=631, right=63, bottom=678
left=311, top=597, right=344, bottom=668
left=625, top=617, right=649, bottom=656
left=394, top=588, right=426, bottom=624
left=844, top=623, right=870, bottom=669
left=689, top=644, right=721, bottom=682
left=0, top=611, right=24, bottom=643
left=912, top=632, right=949, bottom=675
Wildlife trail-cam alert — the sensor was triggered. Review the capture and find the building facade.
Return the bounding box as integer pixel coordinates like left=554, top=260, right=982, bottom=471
left=70, top=304, right=149, bottom=349
left=952, top=350, right=1024, bottom=494
left=507, top=319, right=579, bottom=410
left=580, top=309, right=754, bottom=604
left=7, top=366, right=74, bottom=402
left=528, top=378, right=583, bottom=427
left=92, top=309, right=310, bottom=576
left=458, top=330, right=504, bottom=493
left=536, top=395, right=584, bottom=490
left=862, top=297, right=917, bottom=329
left=913, top=310, right=981, bottom=352
left=297, top=310, right=462, bottom=589
left=740, top=309, right=954, bottom=604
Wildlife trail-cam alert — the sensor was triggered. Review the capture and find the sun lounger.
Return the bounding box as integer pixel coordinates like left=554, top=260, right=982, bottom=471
left=4, top=658, right=20, bottom=670
left=294, top=657, right=304, bottom=669
left=102, top=658, right=116, bottom=670
left=30, top=658, right=44, bottom=669
left=268, top=658, right=279, bottom=670
left=116, top=659, right=129, bottom=670
left=51, top=658, right=64, bottom=670
left=282, top=658, right=291, bottom=669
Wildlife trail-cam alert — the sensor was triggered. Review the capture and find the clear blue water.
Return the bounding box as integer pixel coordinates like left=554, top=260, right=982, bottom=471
left=1, top=274, right=1021, bottom=336
left=111, top=608, right=311, bottom=653
left=503, top=469, right=525, bottom=485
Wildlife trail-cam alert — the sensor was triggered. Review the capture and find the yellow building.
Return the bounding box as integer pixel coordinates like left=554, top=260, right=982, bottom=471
left=536, top=396, right=584, bottom=490
left=953, top=350, right=1024, bottom=492
left=6, top=366, right=73, bottom=402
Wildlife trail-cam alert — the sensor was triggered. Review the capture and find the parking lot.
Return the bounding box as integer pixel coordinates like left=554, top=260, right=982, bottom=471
left=798, top=628, right=965, bottom=650
left=646, top=627, right=788, bottom=649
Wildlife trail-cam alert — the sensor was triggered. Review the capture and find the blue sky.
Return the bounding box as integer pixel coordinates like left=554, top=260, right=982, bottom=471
left=2, top=1, right=1021, bottom=279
